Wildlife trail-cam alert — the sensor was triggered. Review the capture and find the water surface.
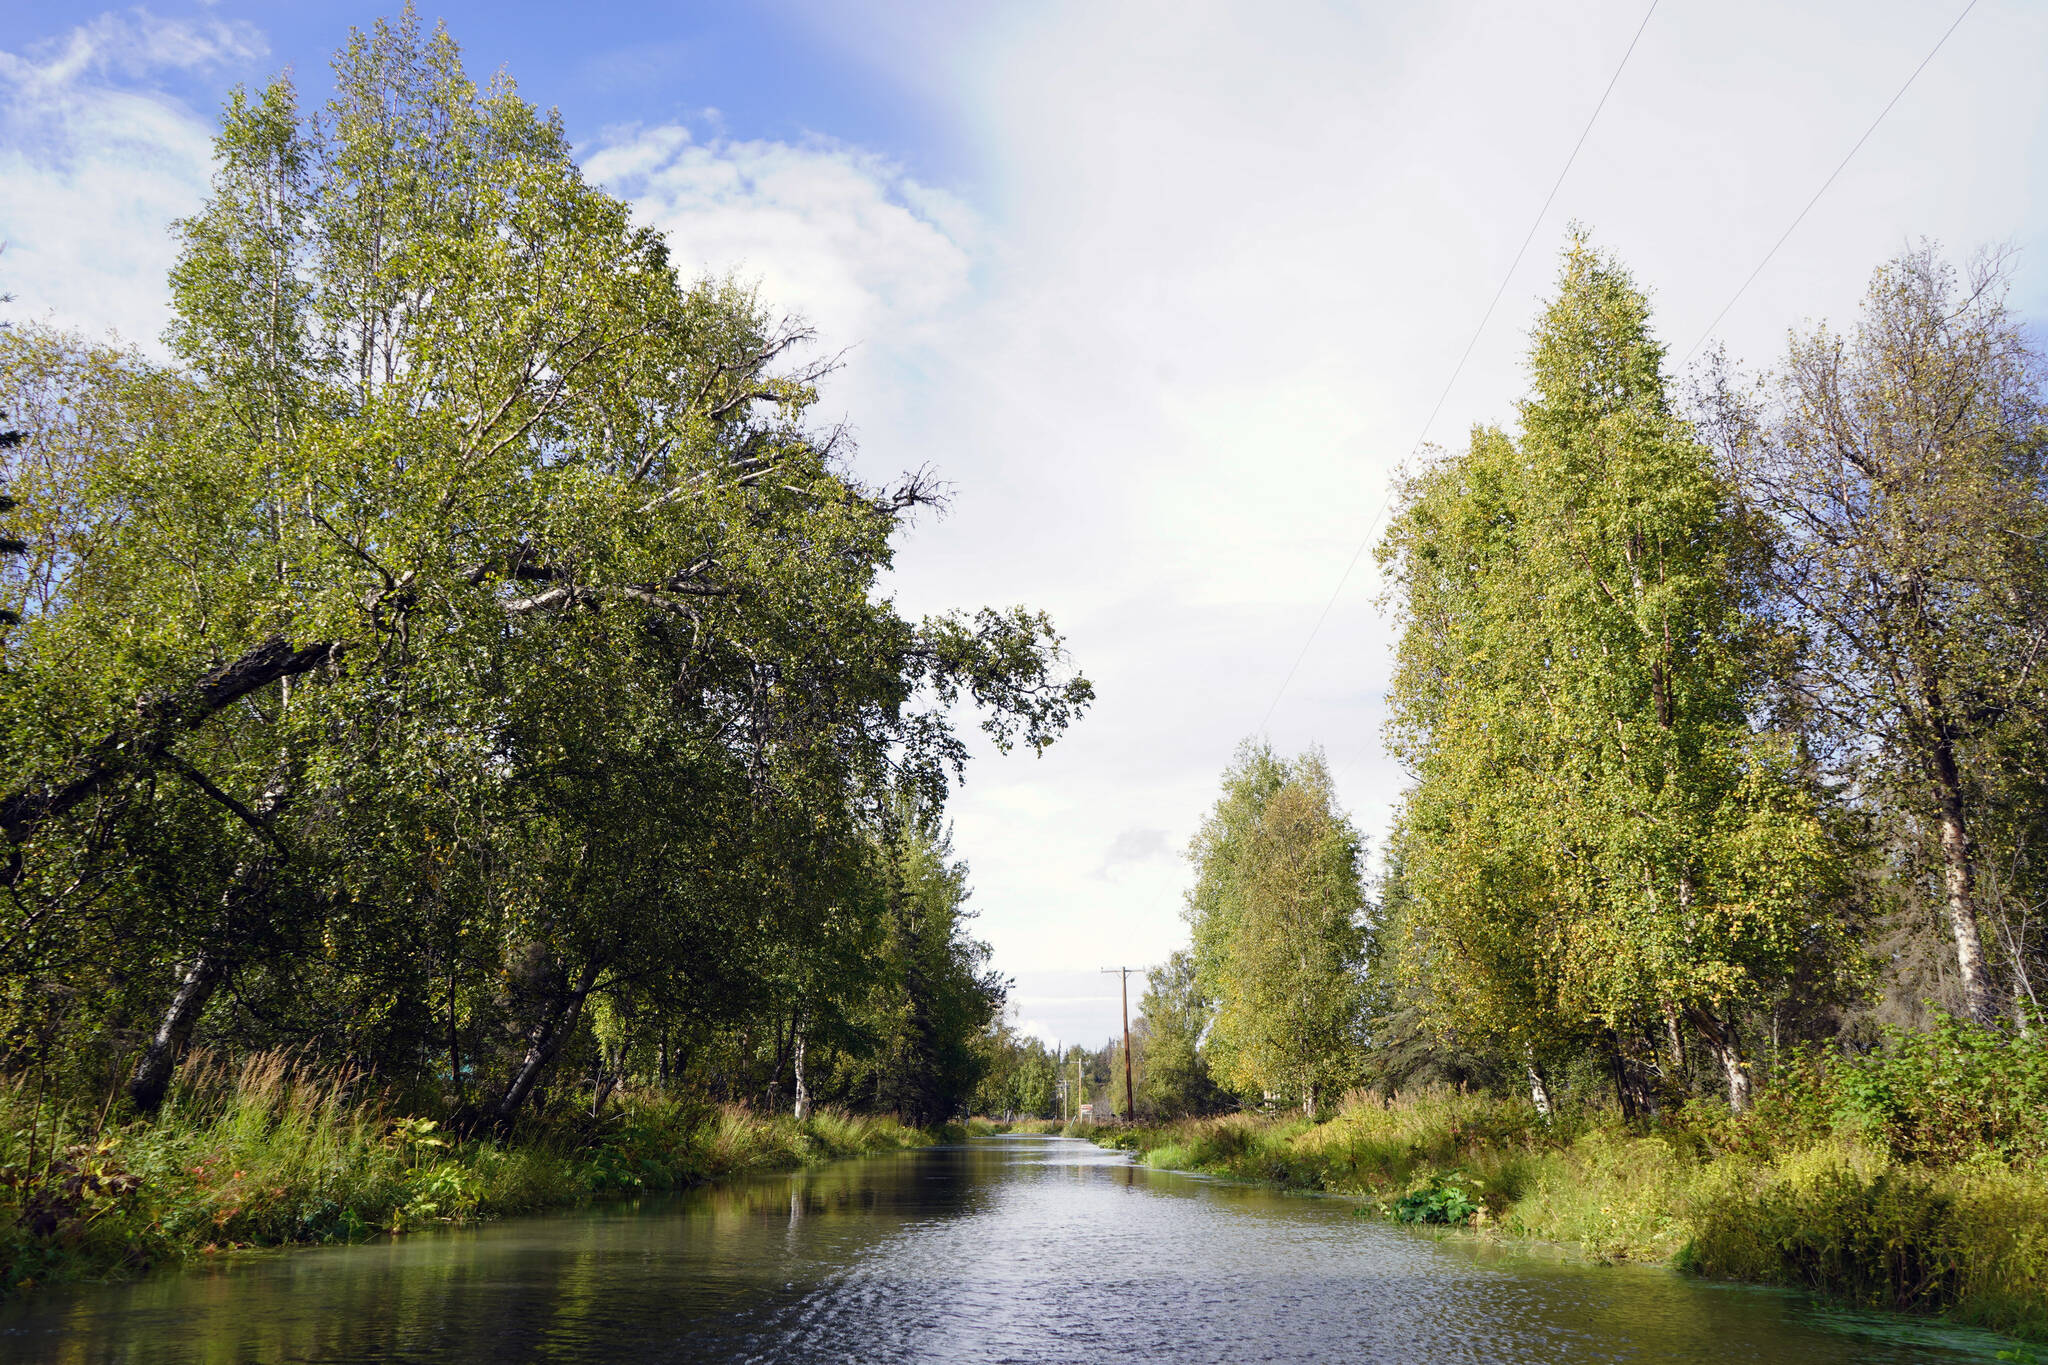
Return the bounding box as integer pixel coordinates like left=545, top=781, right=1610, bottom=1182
left=0, top=1135, right=2021, bottom=1363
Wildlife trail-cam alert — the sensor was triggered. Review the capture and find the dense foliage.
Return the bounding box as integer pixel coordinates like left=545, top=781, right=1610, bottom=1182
left=1120, top=234, right=2047, bottom=1130
left=1084, top=232, right=2048, bottom=1339
left=1363, top=236, right=2046, bottom=1114
left=1379, top=236, right=1857, bottom=1114
left=1184, top=743, right=1369, bottom=1113
left=1054, top=1051, right=2048, bottom=1339
left=0, top=7, right=1089, bottom=1188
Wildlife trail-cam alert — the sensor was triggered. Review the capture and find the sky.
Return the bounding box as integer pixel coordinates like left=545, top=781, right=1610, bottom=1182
left=5, top=0, right=2046, bottom=1052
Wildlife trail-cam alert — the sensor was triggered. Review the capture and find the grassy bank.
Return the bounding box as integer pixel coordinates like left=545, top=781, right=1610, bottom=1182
left=0, top=1052, right=935, bottom=1299
left=1058, top=1102, right=2048, bottom=1340
left=999, top=1030, right=2048, bottom=1341
left=965, top=1116, right=1066, bottom=1136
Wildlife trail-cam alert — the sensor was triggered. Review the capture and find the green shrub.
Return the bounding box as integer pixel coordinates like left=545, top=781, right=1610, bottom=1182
left=1832, top=1018, right=2048, bottom=1164
left=1082, top=1077, right=2048, bottom=1338
left=1693, top=1165, right=1964, bottom=1312
left=0, top=1053, right=941, bottom=1298
left=1503, top=1130, right=1699, bottom=1261
left=1393, top=1172, right=1481, bottom=1225
left=1681, top=1146, right=2048, bottom=1338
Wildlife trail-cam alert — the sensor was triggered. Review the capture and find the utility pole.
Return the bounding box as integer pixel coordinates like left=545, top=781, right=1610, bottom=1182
left=1101, top=966, right=1140, bottom=1123
left=1055, top=1038, right=1064, bottom=1122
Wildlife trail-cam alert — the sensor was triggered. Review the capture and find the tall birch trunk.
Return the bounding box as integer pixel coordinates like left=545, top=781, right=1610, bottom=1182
left=491, top=961, right=601, bottom=1126
left=1931, top=745, right=1998, bottom=1027
left=1525, top=1046, right=1553, bottom=1121
left=1901, top=626, right=1998, bottom=1027
left=1688, top=1007, right=1752, bottom=1112
left=791, top=1016, right=810, bottom=1121
left=127, top=951, right=228, bottom=1115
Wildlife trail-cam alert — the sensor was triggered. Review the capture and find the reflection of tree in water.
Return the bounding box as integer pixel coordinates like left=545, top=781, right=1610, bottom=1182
left=7, top=1139, right=1998, bottom=1364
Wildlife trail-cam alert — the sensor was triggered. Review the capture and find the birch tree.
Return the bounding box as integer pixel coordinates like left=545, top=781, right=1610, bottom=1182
left=1382, top=236, right=1850, bottom=1111
left=1708, top=246, right=2048, bottom=1028
left=0, top=9, right=1090, bottom=1119
left=1186, top=743, right=1368, bottom=1114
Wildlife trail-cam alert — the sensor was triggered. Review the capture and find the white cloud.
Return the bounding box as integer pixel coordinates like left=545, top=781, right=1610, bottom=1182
left=1008, top=972, right=1128, bottom=1049
left=10, top=1, right=2048, bottom=1053
left=0, top=10, right=266, bottom=347
left=1, top=17, right=972, bottom=364
left=7, top=9, right=265, bottom=91
left=586, top=124, right=978, bottom=354
left=1093, top=826, right=1173, bottom=882
left=781, top=0, right=2048, bottom=1037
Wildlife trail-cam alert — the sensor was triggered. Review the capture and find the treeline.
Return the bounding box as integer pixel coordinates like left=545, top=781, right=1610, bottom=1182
left=1123, top=234, right=2046, bottom=1122
left=0, top=13, right=1088, bottom=1134
left=974, top=1027, right=1177, bottom=1122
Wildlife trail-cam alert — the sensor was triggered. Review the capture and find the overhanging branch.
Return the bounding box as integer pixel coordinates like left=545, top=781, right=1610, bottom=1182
left=0, top=635, right=341, bottom=851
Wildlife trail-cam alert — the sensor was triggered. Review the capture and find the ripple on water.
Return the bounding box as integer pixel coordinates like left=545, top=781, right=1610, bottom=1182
left=0, top=1135, right=2024, bottom=1364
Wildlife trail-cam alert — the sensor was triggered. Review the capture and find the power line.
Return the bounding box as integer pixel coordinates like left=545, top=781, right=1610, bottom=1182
left=1257, top=0, right=1661, bottom=735
left=1680, top=0, right=1979, bottom=363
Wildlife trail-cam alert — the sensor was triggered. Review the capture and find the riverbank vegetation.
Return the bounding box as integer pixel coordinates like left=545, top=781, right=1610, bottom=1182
left=0, top=9, right=1087, bottom=1297
left=986, top=232, right=2048, bottom=1335
left=1045, top=1040, right=2048, bottom=1337
left=0, top=1048, right=934, bottom=1295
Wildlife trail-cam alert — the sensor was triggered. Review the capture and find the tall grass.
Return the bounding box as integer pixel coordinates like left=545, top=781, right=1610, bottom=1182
left=0, top=1051, right=932, bottom=1297
left=967, top=1117, right=1065, bottom=1136
left=1679, top=1147, right=2048, bottom=1338
left=1066, top=1077, right=2048, bottom=1342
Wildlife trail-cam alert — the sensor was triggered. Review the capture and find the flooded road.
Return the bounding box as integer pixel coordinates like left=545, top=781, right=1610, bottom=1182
left=0, top=1135, right=2020, bottom=1363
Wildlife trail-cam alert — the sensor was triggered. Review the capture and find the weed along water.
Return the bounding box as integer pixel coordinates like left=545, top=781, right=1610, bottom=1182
left=0, top=1137, right=2022, bottom=1364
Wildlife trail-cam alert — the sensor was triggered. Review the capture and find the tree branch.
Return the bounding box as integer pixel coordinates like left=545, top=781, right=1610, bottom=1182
left=0, top=635, right=341, bottom=852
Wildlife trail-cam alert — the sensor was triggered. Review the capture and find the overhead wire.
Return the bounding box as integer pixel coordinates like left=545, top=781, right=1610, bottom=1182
left=1679, top=0, right=1980, bottom=365
left=1260, top=0, right=1982, bottom=735
left=1257, top=0, right=1662, bottom=735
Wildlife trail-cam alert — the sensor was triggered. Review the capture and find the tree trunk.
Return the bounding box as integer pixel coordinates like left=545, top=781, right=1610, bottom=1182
left=1605, top=1030, right=1658, bottom=1119
left=767, top=1009, right=792, bottom=1113
left=791, top=1015, right=810, bottom=1121
left=591, top=1022, right=631, bottom=1117
left=1933, top=764, right=1999, bottom=1027
left=126, top=951, right=228, bottom=1115
left=1606, top=1034, right=1634, bottom=1120
left=1689, top=1007, right=1751, bottom=1112
left=1663, top=1002, right=1688, bottom=1080
left=591, top=1065, right=621, bottom=1117
left=491, top=962, right=600, bottom=1126
left=2008, top=940, right=2039, bottom=1037
left=1913, top=658, right=2000, bottom=1026
left=1525, top=1046, right=1553, bottom=1121
left=128, top=772, right=290, bottom=1117
left=446, top=964, right=462, bottom=1103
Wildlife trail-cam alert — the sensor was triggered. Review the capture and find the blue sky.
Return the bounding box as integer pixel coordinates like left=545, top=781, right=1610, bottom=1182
left=6, top=1, right=2047, bottom=1051
left=3, top=1, right=970, bottom=178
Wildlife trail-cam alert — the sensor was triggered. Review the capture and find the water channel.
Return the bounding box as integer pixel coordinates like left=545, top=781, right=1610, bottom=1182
left=0, top=1135, right=2023, bottom=1363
